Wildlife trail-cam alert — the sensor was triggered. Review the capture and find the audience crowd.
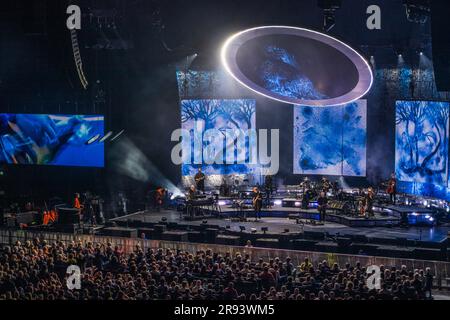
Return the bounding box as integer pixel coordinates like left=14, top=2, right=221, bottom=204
left=0, top=239, right=435, bottom=300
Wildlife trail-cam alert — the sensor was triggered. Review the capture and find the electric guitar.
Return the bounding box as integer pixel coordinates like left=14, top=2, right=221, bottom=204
left=195, top=175, right=205, bottom=183
left=252, top=193, right=262, bottom=207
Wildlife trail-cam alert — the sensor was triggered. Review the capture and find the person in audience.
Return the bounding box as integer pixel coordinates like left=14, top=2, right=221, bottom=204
left=0, top=239, right=434, bottom=300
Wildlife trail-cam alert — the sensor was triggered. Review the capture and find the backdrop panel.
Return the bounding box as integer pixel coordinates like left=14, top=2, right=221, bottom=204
left=293, top=100, right=367, bottom=176
left=181, top=99, right=256, bottom=176
left=395, top=100, right=449, bottom=185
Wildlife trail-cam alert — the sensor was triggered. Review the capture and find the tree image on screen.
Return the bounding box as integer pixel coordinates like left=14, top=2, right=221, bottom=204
left=395, top=101, right=449, bottom=184
left=261, top=46, right=327, bottom=100
left=181, top=99, right=256, bottom=176
left=293, top=100, right=366, bottom=176
left=0, top=113, right=104, bottom=167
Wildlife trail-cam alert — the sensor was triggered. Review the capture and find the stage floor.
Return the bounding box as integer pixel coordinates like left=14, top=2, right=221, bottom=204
left=112, top=209, right=450, bottom=243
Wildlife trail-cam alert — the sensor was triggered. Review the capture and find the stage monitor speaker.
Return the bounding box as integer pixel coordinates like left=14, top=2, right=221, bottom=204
left=103, top=227, right=138, bottom=238
left=216, top=235, right=241, bottom=246
left=337, top=237, right=352, bottom=247
left=153, top=224, right=167, bottom=234
left=161, top=231, right=189, bottom=242
left=431, top=1, right=450, bottom=91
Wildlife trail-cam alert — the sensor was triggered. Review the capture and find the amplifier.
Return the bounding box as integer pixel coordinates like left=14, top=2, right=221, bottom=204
left=16, top=211, right=39, bottom=225
left=57, top=207, right=80, bottom=225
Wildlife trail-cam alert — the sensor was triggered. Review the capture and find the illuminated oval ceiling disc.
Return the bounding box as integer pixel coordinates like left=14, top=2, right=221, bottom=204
left=221, top=26, right=373, bottom=106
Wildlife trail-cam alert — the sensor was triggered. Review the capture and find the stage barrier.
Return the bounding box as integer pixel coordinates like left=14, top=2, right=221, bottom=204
left=0, top=228, right=449, bottom=288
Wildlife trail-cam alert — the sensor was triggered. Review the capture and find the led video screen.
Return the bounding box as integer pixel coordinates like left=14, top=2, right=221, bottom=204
left=0, top=113, right=104, bottom=167
left=395, top=100, right=449, bottom=185
left=222, top=26, right=372, bottom=106
left=293, top=100, right=367, bottom=176
left=181, top=99, right=256, bottom=176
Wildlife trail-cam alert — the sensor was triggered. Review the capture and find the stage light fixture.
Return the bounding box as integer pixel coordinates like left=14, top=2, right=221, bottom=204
left=294, top=201, right=301, bottom=207
left=221, top=26, right=373, bottom=106
left=261, top=227, right=268, bottom=234
left=283, top=228, right=290, bottom=233
left=99, top=131, right=113, bottom=143
left=274, top=200, right=282, bottom=206
left=218, top=200, right=227, bottom=206
left=202, top=220, right=208, bottom=224
left=251, top=228, right=257, bottom=234
left=239, top=226, right=246, bottom=232
left=403, top=0, right=430, bottom=24
left=110, top=129, right=125, bottom=142
left=318, top=0, right=341, bottom=32
left=86, top=134, right=100, bottom=145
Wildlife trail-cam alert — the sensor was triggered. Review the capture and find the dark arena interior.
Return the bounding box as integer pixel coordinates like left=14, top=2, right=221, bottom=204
left=2, top=0, right=450, bottom=309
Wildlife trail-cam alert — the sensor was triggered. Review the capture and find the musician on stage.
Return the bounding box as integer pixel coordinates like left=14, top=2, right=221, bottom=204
left=264, top=175, right=273, bottom=208
left=365, top=187, right=375, bottom=218
left=188, top=185, right=197, bottom=201
left=321, top=177, right=330, bottom=193
left=73, top=193, right=83, bottom=222
left=194, top=167, right=205, bottom=193
left=317, top=191, right=328, bottom=222
left=301, top=188, right=310, bottom=209
left=74, top=193, right=82, bottom=210
left=252, top=186, right=263, bottom=221
left=155, top=187, right=166, bottom=211
left=83, top=191, right=96, bottom=226
left=300, top=177, right=310, bottom=192
left=387, top=173, right=397, bottom=204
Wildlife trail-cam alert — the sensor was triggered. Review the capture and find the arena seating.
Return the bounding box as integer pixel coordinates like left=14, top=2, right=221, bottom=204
left=0, top=238, right=435, bottom=300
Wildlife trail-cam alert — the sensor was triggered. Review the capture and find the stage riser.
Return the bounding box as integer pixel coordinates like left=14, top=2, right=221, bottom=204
left=219, top=210, right=402, bottom=227
left=103, top=227, right=138, bottom=238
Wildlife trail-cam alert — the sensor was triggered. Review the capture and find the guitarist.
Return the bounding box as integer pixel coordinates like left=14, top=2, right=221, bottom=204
left=386, top=173, right=397, bottom=204
left=194, top=168, right=205, bottom=193
left=252, top=187, right=263, bottom=221
left=365, top=187, right=375, bottom=218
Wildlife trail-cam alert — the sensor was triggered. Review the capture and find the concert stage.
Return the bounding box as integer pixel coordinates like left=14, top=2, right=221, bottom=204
left=216, top=204, right=401, bottom=228
left=107, top=208, right=450, bottom=261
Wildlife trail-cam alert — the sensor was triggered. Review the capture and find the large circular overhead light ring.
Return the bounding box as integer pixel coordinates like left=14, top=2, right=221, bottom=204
left=221, top=26, right=373, bottom=106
